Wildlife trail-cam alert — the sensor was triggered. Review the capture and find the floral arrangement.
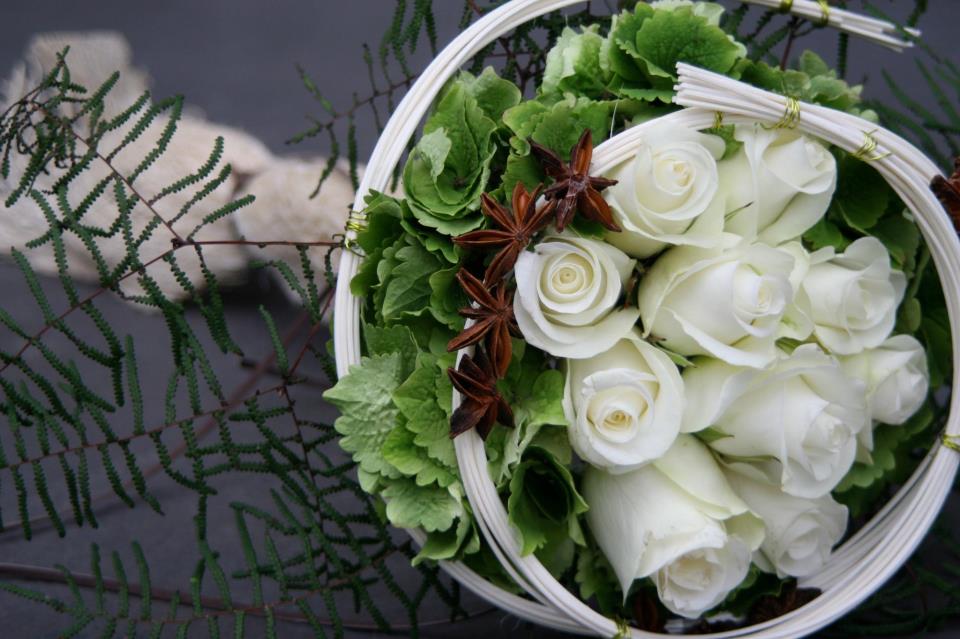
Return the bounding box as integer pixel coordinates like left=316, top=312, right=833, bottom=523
left=326, top=0, right=948, bottom=627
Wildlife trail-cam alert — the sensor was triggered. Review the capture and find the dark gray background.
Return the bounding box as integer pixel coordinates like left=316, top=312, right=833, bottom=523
left=1, top=1, right=959, bottom=638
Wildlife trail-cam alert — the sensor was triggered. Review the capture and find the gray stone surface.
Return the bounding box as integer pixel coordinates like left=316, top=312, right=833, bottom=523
left=0, top=1, right=958, bottom=638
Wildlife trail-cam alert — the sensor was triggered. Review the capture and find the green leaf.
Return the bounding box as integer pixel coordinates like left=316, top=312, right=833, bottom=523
left=501, top=153, right=546, bottom=196
left=616, top=86, right=676, bottom=103
left=351, top=191, right=406, bottom=297
left=392, top=354, right=458, bottom=470
left=503, top=95, right=612, bottom=157
left=606, top=5, right=656, bottom=84
left=542, top=25, right=611, bottom=99
left=870, top=212, right=920, bottom=273
left=380, top=237, right=445, bottom=322
left=803, top=217, right=849, bottom=252
left=457, top=67, right=522, bottom=122
left=355, top=191, right=405, bottom=253
left=501, top=95, right=613, bottom=196
left=921, top=307, right=952, bottom=389
left=835, top=402, right=935, bottom=515
left=897, top=297, right=922, bottom=334
left=528, top=426, right=573, bottom=467
left=381, top=479, right=463, bottom=533
left=575, top=544, right=622, bottom=615
left=415, top=128, right=453, bottom=181
left=797, top=49, right=830, bottom=77
left=428, top=266, right=467, bottom=331
left=363, top=323, right=419, bottom=379
left=829, top=154, right=891, bottom=232
left=507, top=447, right=587, bottom=556
left=697, top=426, right=733, bottom=445
left=740, top=51, right=864, bottom=113
left=632, top=7, right=744, bottom=84
left=402, top=79, right=498, bottom=234
left=324, top=354, right=406, bottom=479
left=488, top=352, right=569, bottom=485
left=567, top=216, right=609, bottom=239
left=513, top=369, right=567, bottom=431
left=415, top=516, right=479, bottom=564
left=536, top=535, right=576, bottom=579
left=502, top=101, right=550, bottom=155
left=380, top=420, right=457, bottom=489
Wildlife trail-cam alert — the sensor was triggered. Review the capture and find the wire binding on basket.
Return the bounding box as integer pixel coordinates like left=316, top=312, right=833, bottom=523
left=852, top=130, right=891, bottom=162
left=612, top=617, right=630, bottom=639
left=763, top=96, right=801, bottom=129
left=343, top=209, right=368, bottom=253
left=943, top=433, right=960, bottom=453
left=815, top=0, right=830, bottom=27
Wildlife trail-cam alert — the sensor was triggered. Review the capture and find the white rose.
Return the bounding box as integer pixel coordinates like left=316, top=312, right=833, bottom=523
left=683, top=344, right=869, bottom=498
left=637, top=238, right=796, bottom=368
left=722, top=125, right=837, bottom=244
left=839, top=334, right=929, bottom=425
left=801, top=237, right=906, bottom=355
left=725, top=464, right=847, bottom=579
left=583, top=436, right=763, bottom=618
left=603, top=122, right=726, bottom=258
left=563, top=329, right=685, bottom=472
left=514, top=234, right=639, bottom=359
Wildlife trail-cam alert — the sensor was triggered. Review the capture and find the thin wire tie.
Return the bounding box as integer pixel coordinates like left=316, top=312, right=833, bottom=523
left=763, top=96, right=801, bottom=130
left=612, top=617, right=631, bottom=639
left=816, top=0, right=831, bottom=27
left=943, top=433, right=960, bottom=453
left=343, top=209, right=368, bottom=253
left=712, top=111, right=725, bottom=130
left=852, top=130, right=891, bottom=162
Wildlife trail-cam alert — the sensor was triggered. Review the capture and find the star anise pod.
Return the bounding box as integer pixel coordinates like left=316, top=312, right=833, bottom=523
left=448, top=348, right=514, bottom=440
left=931, top=156, right=960, bottom=232
left=453, top=182, right=555, bottom=285
left=529, top=129, right=620, bottom=233
left=446, top=269, right=519, bottom=378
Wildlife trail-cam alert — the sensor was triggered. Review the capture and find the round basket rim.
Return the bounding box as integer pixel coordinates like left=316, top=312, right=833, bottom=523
left=332, top=2, right=960, bottom=637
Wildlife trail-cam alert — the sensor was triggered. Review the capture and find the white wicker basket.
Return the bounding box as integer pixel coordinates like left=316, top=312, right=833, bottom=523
left=334, top=2, right=959, bottom=636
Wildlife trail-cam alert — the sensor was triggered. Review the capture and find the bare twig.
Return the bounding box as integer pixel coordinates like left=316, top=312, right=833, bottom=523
left=0, top=551, right=496, bottom=631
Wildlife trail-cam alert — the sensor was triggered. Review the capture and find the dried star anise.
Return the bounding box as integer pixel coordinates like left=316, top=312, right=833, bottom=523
left=447, top=269, right=520, bottom=378
left=453, top=182, right=556, bottom=285
left=931, top=157, right=960, bottom=232
left=529, top=129, right=620, bottom=233
left=448, top=348, right=515, bottom=440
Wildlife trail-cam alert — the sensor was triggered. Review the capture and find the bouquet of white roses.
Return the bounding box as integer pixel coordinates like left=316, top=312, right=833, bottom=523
left=326, top=0, right=950, bottom=632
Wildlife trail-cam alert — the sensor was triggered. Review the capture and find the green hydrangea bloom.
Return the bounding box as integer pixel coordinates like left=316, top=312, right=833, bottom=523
left=402, top=68, right=519, bottom=236
left=604, top=1, right=746, bottom=102
left=541, top=24, right=612, bottom=99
